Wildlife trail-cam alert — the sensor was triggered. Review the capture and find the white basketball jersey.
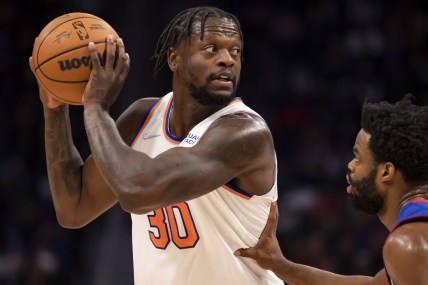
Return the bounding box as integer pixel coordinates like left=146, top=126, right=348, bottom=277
left=130, top=92, right=282, bottom=285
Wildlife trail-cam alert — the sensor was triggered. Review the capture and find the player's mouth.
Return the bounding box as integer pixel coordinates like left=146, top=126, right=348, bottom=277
left=346, top=174, right=354, bottom=194
left=210, top=72, right=235, bottom=89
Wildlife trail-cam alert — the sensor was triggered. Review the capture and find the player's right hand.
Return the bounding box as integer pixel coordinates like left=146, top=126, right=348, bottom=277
left=82, top=36, right=130, bottom=110
left=29, top=56, right=66, bottom=110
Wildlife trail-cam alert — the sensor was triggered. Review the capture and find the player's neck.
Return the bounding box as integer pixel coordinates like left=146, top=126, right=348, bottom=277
left=381, top=186, right=428, bottom=230
left=399, top=186, right=428, bottom=207
left=169, top=95, right=224, bottom=137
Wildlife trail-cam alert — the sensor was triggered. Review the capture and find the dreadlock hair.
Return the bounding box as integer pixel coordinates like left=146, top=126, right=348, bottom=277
left=361, top=93, right=428, bottom=185
left=152, top=6, right=243, bottom=76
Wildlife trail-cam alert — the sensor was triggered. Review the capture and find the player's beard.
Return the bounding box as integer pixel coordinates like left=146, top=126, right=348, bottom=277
left=348, top=169, right=384, bottom=215
left=188, top=76, right=237, bottom=106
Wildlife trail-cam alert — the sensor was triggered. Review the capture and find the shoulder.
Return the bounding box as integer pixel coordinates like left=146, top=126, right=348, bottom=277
left=116, top=97, right=160, bottom=144
left=197, top=112, right=274, bottom=165
left=210, top=112, right=272, bottom=139
left=384, top=221, right=428, bottom=254
left=383, top=221, right=428, bottom=284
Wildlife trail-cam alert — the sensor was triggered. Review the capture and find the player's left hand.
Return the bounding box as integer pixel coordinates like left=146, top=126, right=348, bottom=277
left=83, top=35, right=130, bottom=109
left=234, top=202, right=285, bottom=271
left=29, top=56, right=66, bottom=110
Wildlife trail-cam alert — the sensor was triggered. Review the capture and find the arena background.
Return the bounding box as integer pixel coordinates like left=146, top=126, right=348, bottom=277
left=1, top=0, right=428, bottom=284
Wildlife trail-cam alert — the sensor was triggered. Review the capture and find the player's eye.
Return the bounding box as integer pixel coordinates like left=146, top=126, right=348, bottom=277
left=203, top=45, right=216, bottom=53
left=230, top=47, right=240, bottom=56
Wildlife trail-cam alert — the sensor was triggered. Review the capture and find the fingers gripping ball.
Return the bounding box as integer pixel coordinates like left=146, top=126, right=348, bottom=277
left=32, top=13, right=119, bottom=105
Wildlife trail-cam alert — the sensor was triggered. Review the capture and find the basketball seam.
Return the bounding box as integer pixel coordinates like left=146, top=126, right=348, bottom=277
left=35, top=40, right=112, bottom=84
left=33, top=14, right=114, bottom=105
left=34, top=15, right=106, bottom=69
left=37, top=76, right=81, bottom=105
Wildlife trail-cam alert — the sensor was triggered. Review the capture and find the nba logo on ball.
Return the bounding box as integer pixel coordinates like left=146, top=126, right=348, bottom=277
left=32, top=13, right=119, bottom=105
left=72, top=21, right=89, bottom=40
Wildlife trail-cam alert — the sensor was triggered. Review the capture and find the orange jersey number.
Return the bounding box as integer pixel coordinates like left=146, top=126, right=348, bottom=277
left=148, top=202, right=199, bottom=249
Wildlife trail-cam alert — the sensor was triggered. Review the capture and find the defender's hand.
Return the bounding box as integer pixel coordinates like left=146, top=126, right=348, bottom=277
left=234, top=202, right=285, bottom=271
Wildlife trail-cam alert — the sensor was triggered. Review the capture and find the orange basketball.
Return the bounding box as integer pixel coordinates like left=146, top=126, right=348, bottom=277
left=32, top=12, right=119, bottom=105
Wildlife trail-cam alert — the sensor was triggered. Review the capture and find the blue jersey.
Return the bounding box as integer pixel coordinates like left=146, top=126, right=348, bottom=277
left=384, top=198, right=428, bottom=285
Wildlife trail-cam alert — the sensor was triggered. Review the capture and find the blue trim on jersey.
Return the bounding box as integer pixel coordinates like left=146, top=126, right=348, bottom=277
left=165, top=99, right=185, bottom=142
left=224, top=182, right=253, bottom=198
left=128, top=98, right=161, bottom=145
left=392, top=199, right=428, bottom=229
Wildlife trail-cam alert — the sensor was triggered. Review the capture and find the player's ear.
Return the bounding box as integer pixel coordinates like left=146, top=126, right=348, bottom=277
left=167, top=47, right=178, bottom=72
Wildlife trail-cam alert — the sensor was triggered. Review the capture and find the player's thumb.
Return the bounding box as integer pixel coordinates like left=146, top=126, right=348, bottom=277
left=234, top=248, right=255, bottom=258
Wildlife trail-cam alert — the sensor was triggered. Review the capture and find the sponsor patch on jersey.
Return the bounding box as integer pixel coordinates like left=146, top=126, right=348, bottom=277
left=183, top=133, right=200, bottom=145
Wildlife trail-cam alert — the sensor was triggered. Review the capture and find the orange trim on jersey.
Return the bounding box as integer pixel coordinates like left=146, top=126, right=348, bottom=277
left=222, top=184, right=252, bottom=200
left=228, top=98, right=242, bottom=105
left=130, top=99, right=163, bottom=147
left=227, top=98, right=261, bottom=118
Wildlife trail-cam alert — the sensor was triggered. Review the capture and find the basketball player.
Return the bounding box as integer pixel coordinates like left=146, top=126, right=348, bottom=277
left=30, top=7, right=283, bottom=285
left=235, top=94, right=428, bottom=285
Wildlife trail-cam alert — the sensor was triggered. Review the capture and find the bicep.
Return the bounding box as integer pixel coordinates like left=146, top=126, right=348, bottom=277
left=150, top=144, right=238, bottom=204
left=147, top=115, right=274, bottom=206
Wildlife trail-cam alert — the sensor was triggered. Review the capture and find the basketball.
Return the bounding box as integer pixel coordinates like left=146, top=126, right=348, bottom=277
left=32, top=12, right=119, bottom=105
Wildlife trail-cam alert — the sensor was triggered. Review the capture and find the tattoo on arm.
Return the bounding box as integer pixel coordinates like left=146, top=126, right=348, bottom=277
left=44, top=108, right=83, bottom=197
left=212, top=114, right=271, bottom=165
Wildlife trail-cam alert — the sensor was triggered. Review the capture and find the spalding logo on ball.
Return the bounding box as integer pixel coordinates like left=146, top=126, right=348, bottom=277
left=32, top=12, right=119, bottom=105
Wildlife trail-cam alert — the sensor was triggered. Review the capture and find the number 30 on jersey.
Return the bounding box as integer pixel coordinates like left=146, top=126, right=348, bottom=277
left=147, top=202, right=199, bottom=249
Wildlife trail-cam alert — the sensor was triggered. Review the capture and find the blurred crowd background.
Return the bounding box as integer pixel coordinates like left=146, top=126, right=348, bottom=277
left=1, top=0, right=428, bottom=284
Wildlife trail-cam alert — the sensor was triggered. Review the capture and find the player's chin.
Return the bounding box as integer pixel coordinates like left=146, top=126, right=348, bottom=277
left=210, top=85, right=236, bottom=97
left=213, top=90, right=235, bottom=98
left=213, top=91, right=236, bottom=105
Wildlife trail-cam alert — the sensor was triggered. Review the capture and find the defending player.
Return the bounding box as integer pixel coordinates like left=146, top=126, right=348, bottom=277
left=236, top=94, right=428, bottom=285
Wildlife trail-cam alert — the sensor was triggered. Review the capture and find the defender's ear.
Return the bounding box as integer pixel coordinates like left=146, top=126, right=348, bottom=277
left=381, top=162, right=395, bottom=182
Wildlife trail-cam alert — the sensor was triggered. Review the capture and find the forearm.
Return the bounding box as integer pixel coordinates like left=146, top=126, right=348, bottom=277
left=274, top=258, right=372, bottom=285
left=44, top=106, right=85, bottom=226
left=84, top=105, right=137, bottom=195
left=84, top=103, right=179, bottom=214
